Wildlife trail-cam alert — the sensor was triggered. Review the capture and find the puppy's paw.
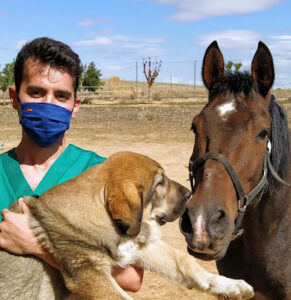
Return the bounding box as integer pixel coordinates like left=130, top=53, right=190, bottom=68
left=207, top=274, right=254, bottom=299
left=195, top=273, right=254, bottom=299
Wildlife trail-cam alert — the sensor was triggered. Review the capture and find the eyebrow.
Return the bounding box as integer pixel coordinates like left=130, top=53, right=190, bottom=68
left=55, top=89, right=72, bottom=98
left=27, top=86, right=72, bottom=98
left=26, top=85, right=45, bottom=92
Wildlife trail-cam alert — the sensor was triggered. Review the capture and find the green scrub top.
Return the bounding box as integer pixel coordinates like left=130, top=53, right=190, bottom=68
left=0, top=144, right=106, bottom=220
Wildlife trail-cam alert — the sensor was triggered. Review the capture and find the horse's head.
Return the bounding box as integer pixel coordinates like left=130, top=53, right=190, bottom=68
left=180, top=41, right=274, bottom=260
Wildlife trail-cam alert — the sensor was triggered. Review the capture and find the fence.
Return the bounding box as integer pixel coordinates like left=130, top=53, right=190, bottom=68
left=78, top=60, right=203, bottom=102
left=1, top=59, right=290, bottom=103
left=78, top=81, right=208, bottom=103
left=77, top=59, right=291, bottom=102
left=78, top=83, right=291, bottom=104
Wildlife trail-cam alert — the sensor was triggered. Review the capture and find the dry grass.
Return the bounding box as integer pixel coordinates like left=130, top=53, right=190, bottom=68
left=80, top=80, right=208, bottom=102
left=78, top=79, right=291, bottom=104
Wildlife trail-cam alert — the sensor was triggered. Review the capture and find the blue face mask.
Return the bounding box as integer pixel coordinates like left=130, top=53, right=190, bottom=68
left=19, top=101, right=73, bottom=147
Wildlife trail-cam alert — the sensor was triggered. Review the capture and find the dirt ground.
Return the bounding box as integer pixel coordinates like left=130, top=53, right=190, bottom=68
left=0, top=99, right=290, bottom=299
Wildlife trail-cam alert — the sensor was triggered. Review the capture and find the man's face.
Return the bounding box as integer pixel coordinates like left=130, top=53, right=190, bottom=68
left=10, top=58, right=80, bottom=118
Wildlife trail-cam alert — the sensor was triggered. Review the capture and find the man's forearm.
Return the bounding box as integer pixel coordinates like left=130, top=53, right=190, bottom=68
left=36, top=249, right=144, bottom=291
left=35, top=247, right=60, bottom=270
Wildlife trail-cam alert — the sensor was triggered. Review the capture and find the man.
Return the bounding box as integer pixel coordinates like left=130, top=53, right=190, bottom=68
left=0, top=37, right=143, bottom=292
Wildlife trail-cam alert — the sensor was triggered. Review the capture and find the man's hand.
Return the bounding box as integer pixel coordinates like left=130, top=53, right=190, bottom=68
left=112, top=265, right=144, bottom=292
left=0, top=198, right=42, bottom=255
left=0, top=198, right=59, bottom=268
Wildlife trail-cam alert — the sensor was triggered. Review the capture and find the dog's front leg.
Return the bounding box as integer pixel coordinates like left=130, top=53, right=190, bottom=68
left=136, top=240, right=254, bottom=300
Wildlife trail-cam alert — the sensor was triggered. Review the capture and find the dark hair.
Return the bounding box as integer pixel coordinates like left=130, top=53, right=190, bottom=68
left=209, top=71, right=256, bottom=99
left=14, top=37, right=81, bottom=95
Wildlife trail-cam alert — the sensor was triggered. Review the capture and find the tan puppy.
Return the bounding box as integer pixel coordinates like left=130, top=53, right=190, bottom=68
left=0, top=152, right=254, bottom=300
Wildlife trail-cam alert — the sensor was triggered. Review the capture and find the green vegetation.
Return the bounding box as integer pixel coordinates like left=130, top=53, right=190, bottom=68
left=225, top=61, right=242, bottom=72
left=0, top=60, right=15, bottom=92
left=80, top=62, right=104, bottom=92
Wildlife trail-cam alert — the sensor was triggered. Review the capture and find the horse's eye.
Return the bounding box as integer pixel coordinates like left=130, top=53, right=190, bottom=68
left=256, top=128, right=270, bottom=142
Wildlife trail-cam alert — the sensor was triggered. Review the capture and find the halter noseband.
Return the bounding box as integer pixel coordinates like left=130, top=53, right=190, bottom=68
left=188, top=142, right=274, bottom=240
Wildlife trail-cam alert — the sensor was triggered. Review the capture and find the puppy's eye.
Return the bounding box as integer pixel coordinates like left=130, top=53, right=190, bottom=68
left=256, top=128, right=270, bottom=142
left=158, top=175, right=165, bottom=186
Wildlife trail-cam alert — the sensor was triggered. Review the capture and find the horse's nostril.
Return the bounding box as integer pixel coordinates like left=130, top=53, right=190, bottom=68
left=210, top=208, right=227, bottom=223
left=209, top=208, right=230, bottom=238
left=180, top=210, right=193, bottom=235
left=218, top=210, right=225, bottom=221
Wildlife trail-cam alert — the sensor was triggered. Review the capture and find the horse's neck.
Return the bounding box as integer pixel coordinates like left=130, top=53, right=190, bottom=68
left=264, top=184, right=290, bottom=217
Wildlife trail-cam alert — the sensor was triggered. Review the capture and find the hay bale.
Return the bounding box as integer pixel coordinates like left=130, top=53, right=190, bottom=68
left=108, top=76, right=121, bottom=90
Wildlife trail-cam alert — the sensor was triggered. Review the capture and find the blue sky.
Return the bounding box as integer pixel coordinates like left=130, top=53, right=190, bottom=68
left=0, top=0, right=291, bottom=88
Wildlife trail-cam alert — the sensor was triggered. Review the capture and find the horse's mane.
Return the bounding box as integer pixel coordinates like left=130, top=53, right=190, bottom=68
left=268, top=95, right=290, bottom=192
left=209, top=71, right=255, bottom=98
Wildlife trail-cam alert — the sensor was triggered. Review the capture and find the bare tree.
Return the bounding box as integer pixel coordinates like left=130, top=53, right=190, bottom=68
left=143, top=57, right=162, bottom=102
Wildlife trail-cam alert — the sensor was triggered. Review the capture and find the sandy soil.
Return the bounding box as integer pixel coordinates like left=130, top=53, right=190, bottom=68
left=0, top=99, right=290, bottom=299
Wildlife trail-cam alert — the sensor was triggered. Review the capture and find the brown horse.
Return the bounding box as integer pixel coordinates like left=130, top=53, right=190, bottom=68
left=180, top=41, right=290, bottom=300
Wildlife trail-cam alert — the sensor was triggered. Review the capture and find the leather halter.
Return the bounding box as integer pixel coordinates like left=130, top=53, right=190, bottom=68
left=188, top=144, right=271, bottom=240
left=189, top=139, right=291, bottom=239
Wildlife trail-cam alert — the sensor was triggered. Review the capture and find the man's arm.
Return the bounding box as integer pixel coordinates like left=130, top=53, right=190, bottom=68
left=0, top=198, right=143, bottom=291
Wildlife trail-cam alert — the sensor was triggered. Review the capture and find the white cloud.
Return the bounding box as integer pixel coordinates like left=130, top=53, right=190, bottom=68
left=268, top=38, right=291, bottom=67
left=196, top=31, right=291, bottom=68
left=15, top=39, right=28, bottom=49
left=76, top=35, right=165, bottom=47
left=154, top=0, right=284, bottom=22
left=75, top=34, right=166, bottom=57
left=269, top=35, right=291, bottom=40
left=76, top=36, right=113, bottom=46
left=77, top=17, right=109, bottom=27
left=197, top=30, right=262, bottom=51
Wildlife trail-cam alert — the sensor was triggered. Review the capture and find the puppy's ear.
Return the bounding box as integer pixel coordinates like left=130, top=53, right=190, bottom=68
left=106, top=181, right=143, bottom=236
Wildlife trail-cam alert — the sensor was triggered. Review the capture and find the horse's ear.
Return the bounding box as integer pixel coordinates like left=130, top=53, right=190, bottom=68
left=251, top=41, right=274, bottom=97
left=202, top=41, right=224, bottom=90
left=106, top=180, right=143, bottom=236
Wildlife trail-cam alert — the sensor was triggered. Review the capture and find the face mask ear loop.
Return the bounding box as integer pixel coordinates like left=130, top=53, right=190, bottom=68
left=16, top=97, right=24, bottom=115
left=17, top=97, right=23, bottom=105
